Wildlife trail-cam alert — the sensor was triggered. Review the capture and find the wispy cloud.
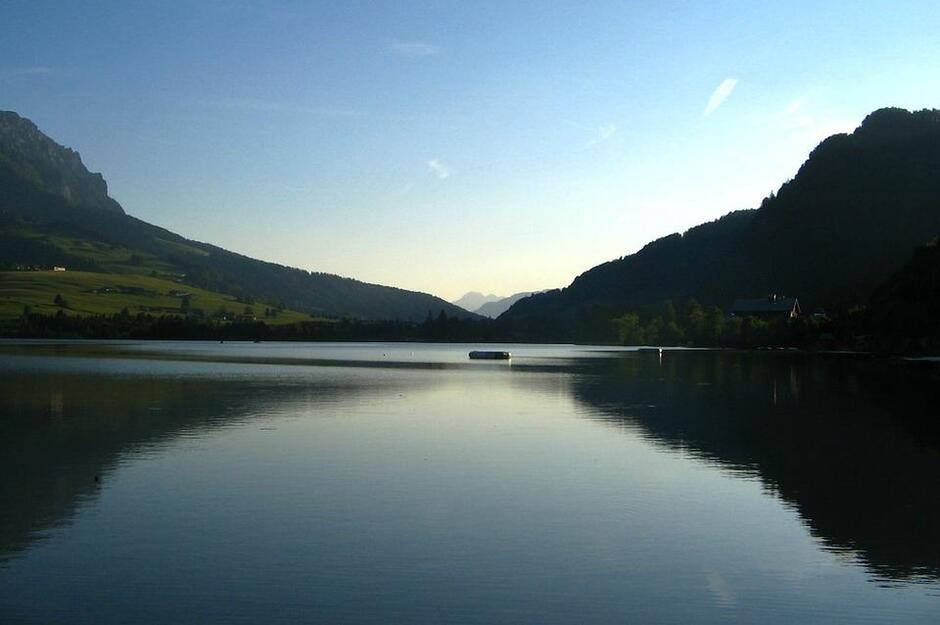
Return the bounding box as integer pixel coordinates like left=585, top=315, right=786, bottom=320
left=389, top=41, right=439, bottom=58
left=702, top=78, right=738, bottom=117
left=427, top=159, right=451, bottom=179
left=785, top=99, right=803, bottom=115
left=207, top=97, right=361, bottom=117
left=588, top=124, right=617, bottom=146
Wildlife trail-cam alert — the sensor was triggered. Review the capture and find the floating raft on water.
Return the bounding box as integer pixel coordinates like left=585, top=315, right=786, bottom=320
left=469, top=350, right=512, bottom=360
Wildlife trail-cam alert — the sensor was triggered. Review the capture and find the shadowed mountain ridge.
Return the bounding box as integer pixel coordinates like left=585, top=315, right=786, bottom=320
left=503, top=108, right=940, bottom=339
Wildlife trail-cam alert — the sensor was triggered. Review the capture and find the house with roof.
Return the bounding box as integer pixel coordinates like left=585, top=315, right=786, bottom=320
left=730, top=294, right=801, bottom=320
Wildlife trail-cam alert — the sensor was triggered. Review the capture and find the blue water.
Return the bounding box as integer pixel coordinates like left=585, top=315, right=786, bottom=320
left=1, top=341, right=938, bottom=623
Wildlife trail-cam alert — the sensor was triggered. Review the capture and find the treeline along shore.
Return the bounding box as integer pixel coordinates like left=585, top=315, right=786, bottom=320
left=4, top=295, right=935, bottom=357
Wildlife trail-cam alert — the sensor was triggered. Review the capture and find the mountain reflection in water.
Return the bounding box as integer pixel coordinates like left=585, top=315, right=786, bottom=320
left=1, top=342, right=939, bottom=624
left=566, top=351, right=940, bottom=583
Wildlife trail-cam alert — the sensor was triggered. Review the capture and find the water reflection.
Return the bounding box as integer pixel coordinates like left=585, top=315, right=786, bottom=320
left=567, top=351, right=940, bottom=582
left=1, top=343, right=939, bottom=596
left=0, top=359, right=431, bottom=566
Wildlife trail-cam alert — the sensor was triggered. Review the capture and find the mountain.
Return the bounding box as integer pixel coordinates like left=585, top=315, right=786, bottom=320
left=452, top=290, right=546, bottom=317
left=504, top=107, right=940, bottom=339
left=0, top=112, right=124, bottom=214
left=475, top=291, right=542, bottom=318
left=452, top=291, right=503, bottom=312
left=866, top=238, right=940, bottom=353
left=0, top=111, right=476, bottom=322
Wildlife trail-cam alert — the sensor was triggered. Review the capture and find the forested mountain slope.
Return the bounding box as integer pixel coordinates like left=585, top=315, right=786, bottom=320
left=504, top=108, right=940, bottom=333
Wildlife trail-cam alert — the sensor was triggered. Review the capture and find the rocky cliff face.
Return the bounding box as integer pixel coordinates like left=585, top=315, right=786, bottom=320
left=0, top=111, right=124, bottom=214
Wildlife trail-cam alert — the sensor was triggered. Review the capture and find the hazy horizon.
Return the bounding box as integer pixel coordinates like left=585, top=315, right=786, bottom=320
left=4, top=1, right=940, bottom=300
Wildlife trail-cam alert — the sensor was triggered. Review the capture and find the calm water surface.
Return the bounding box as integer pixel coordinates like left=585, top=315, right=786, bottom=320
left=1, top=340, right=939, bottom=624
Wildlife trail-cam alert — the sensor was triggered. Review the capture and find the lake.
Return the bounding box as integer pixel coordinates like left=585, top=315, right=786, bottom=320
left=1, top=340, right=938, bottom=624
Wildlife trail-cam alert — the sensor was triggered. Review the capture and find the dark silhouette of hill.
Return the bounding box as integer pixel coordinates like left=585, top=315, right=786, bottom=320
left=0, top=111, right=474, bottom=322
left=504, top=108, right=940, bottom=338
left=867, top=238, right=940, bottom=352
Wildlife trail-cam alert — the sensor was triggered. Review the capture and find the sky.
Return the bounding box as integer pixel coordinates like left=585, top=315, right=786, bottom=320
left=3, top=1, right=940, bottom=301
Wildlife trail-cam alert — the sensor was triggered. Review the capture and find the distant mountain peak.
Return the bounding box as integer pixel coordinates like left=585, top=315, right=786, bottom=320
left=474, top=290, right=545, bottom=318
left=0, top=110, right=124, bottom=214
left=453, top=291, right=503, bottom=312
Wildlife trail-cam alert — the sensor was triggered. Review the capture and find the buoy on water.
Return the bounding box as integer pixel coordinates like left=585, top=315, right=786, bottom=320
left=469, top=350, right=511, bottom=360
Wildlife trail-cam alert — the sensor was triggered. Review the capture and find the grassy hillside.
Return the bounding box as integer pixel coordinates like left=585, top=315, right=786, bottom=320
left=0, top=174, right=476, bottom=322
left=0, top=270, right=314, bottom=324
left=0, top=111, right=477, bottom=323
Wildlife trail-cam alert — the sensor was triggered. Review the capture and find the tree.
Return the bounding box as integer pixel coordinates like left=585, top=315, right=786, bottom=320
left=53, top=293, right=67, bottom=307
left=661, top=319, right=685, bottom=345
left=741, top=316, right=771, bottom=347
left=613, top=312, right=643, bottom=346
left=685, top=299, right=706, bottom=344
left=723, top=316, right=743, bottom=345
left=663, top=300, right=678, bottom=326
left=644, top=317, right=663, bottom=346
left=706, top=306, right=725, bottom=346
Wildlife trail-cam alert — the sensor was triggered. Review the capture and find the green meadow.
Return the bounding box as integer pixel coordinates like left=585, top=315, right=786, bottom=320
left=0, top=270, right=313, bottom=325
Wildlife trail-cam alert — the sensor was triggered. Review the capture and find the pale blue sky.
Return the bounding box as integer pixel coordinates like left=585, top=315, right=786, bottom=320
left=3, top=1, right=940, bottom=300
